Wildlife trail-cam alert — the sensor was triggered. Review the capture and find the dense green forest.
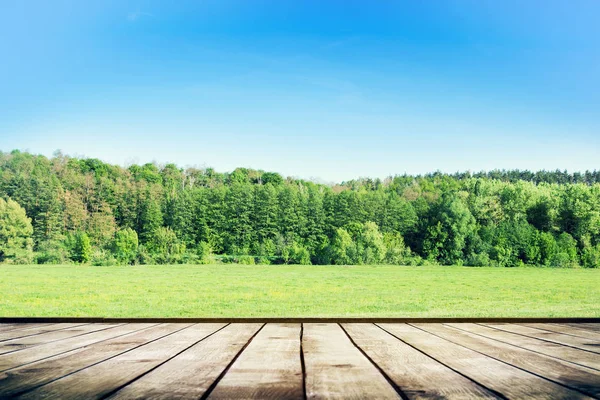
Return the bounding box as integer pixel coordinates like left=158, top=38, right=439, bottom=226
left=1, top=150, right=599, bottom=267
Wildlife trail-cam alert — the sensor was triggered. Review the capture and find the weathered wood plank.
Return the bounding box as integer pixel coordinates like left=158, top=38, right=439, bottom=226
left=523, top=323, right=600, bottom=341
left=0, top=323, right=156, bottom=371
left=109, top=323, right=262, bottom=400
left=0, top=323, right=162, bottom=397
left=0, top=323, right=83, bottom=342
left=207, top=323, right=303, bottom=399
left=20, top=323, right=223, bottom=400
left=379, top=323, right=590, bottom=399
left=302, top=323, right=400, bottom=399
left=342, top=323, right=496, bottom=399
left=485, top=323, right=600, bottom=354
left=564, top=323, right=600, bottom=332
left=454, top=323, right=600, bottom=371
left=0, top=323, right=121, bottom=356
left=417, top=323, right=600, bottom=398
left=0, top=323, right=55, bottom=333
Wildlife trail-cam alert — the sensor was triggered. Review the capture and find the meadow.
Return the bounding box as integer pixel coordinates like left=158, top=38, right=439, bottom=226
left=1, top=265, right=598, bottom=318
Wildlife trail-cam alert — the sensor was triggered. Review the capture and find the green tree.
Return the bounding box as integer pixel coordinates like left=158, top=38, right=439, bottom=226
left=113, top=228, right=139, bottom=264
left=68, top=232, right=92, bottom=263
left=423, top=193, right=477, bottom=265
left=0, top=197, right=34, bottom=263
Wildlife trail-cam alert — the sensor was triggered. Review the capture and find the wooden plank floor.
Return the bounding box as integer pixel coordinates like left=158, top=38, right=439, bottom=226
left=0, top=323, right=598, bottom=399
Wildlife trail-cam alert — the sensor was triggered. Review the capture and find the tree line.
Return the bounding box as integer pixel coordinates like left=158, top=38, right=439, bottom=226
left=0, top=150, right=599, bottom=267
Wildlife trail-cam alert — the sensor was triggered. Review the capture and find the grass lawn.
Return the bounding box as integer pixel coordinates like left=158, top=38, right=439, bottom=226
left=0, top=264, right=599, bottom=318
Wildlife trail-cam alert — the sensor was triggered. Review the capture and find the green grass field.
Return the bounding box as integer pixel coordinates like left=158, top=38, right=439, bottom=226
left=1, top=265, right=598, bottom=318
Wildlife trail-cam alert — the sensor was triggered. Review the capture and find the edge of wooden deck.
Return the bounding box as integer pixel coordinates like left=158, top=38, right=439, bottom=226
left=1, top=317, right=599, bottom=323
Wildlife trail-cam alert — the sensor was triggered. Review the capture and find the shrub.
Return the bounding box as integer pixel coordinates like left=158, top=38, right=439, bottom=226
left=238, top=255, right=255, bottom=265
left=113, top=228, right=138, bottom=265
left=66, top=232, right=92, bottom=263
left=35, top=240, right=70, bottom=264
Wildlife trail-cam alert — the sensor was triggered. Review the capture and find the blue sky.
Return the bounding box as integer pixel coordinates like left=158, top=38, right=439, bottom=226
left=1, top=0, right=599, bottom=182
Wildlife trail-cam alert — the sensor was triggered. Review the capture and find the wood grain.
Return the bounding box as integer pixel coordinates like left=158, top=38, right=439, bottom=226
left=109, top=323, right=262, bottom=400
left=0, top=323, right=119, bottom=355
left=207, top=323, right=303, bottom=399
left=420, top=323, right=600, bottom=397
left=484, top=323, right=600, bottom=353
left=455, top=323, right=600, bottom=371
left=303, top=323, right=400, bottom=399
left=342, top=323, right=496, bottom=399
left=0, top=323, right=154, bottom=372
left=0, top=323, right=83, bottom=343
left=523, top=323, right=600, bottom=340
left=379, top=323, right=590, bottom=399
left=20, top=323, right=223, bottom=400
left=0, top=323, right=160, bottom=397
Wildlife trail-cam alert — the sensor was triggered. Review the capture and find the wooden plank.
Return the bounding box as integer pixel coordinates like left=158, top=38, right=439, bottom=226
left=342, top=323, right=496, bottom=399
left=453, top=323, right=600, bottom=371
left=207, top=323, right=303, bottom=399
left=20, top=323, right=224, bottom=400
left=0, top=323, right=82, bottom=342
left=0, top=323, right=156, bottom=372
left=523, top=323, right=600, bottom=341
left=109, top=323, right=262, bottom=400
left=379, top=323, right=590, bottom=399
left=0, top=323, right=120, bottom=355
left=562, top=323, right=600, bottom=333
left=416, top=323, right=600, bottom=398
left=485, top=323, right=600, bottom=354
left=302, top=323, right=400, bottom=399
left=0, top=323, right=56, bottom=333
left=0, top=323, right=185, bottom=398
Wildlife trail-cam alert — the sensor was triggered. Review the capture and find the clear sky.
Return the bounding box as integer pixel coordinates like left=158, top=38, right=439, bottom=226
left=1, top=0, right=599, bottom=182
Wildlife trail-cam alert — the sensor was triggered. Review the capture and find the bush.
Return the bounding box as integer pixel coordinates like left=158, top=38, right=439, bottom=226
left=238, top=255, right=255, bottom=265
left=465, top=252, right=491, bottom=267
left=35, top=240, right=70, bottom=264
left=91, top=249, right=116, bottom=266
left=113, top=228, right=138, bottom=265
left=66, top=232, right=92, bottom=263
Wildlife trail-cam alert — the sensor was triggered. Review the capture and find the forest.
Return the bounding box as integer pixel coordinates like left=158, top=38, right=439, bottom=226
left=0, top=149, right=599, bottom=267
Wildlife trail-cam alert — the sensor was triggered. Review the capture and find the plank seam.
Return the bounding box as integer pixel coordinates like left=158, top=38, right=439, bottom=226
left=99, top=323, right=231, bottom=400
left=414, top=324, right=600, bottom=399
left=300, top=323, right=307, bottom=400
left=10, top=323, right=196, bottom=397
left=516, top=323, right=600, bottom=340
left=375, top=323, right=508, bottom=400
left=199, top=323, right=266, bottom=400
left=339, top=323, right=409, bottom=400
left=0, top=322, right=92, bottom=344
left=478, top=323, right=600, bottom=355
left=0, top=323, right=163, bottom=374
left=447, top=324, right=600, bottom=372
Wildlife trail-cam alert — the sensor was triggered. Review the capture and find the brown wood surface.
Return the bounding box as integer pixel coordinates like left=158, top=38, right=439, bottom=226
left=109, top=323, right=262, bottom=400
left=484, top=323, right=600, bottom=354
left=419, top=323, right=600, bottom=397
left=0, top=323, right=84, bottom=343
left=207, top=323, right=303, bottom=399
left=455, top=323, right=600, bottom=371
left=0, top=323, right=156, bottom=372
left=342, top=323, right=496, bottom=399
left=0, top=323, right=119, bottom=355
left=303, top=323, right=400, bottom=399
left=20, top=323, right=223, bottom=400
left=0, top=322, right=597, bottom=399
left=378, top=323, right=591, bottom=399
left=0, top=323, right=160, bottom=397
left=523, top=323, right=600, bottom=340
